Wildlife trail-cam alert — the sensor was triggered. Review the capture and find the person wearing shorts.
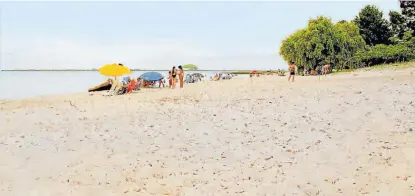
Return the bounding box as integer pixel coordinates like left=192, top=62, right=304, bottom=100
left=288, top=62, right=296, bottom=82
left=323, top=63, right=331, bottom=76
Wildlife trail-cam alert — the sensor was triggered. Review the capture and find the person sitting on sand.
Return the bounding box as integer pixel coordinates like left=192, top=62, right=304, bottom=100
left=126, top=78, right=136, bottom=93
left=118, top=78, right=131, bottom=94
left=107, top=78, right=121, bottom=95
left=288, top=62, right=296, bottom=82
left=142, top=81, right=149, bottom=88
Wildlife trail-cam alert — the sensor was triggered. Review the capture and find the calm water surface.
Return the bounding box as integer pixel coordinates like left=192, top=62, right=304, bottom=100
left=0, top=71, right=243, bottom=100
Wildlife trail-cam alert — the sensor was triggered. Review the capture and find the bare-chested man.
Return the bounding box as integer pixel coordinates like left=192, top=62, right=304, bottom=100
left=323, top=63, right=331, bottom=77
left=288, top=62, right=296, bottom=82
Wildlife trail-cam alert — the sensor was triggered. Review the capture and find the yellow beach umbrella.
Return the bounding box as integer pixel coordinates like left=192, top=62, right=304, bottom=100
left=99, top=63, right=131, bottom=77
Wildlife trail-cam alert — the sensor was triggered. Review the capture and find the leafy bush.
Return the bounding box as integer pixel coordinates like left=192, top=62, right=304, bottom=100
left=280, top=17, right=366, bottom=71
left=280, top=2, right=415, bottom=71
left=356, top=31, right=415, bottom=66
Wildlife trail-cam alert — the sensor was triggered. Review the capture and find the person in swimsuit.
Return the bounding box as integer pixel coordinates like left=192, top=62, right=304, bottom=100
left=288, top=62, right=296, bottom=82
left=171, top=66, right=177, bottom=89
left=178, top=65, right=184, bottom=88
left=168, top=71, right=172, bottom=88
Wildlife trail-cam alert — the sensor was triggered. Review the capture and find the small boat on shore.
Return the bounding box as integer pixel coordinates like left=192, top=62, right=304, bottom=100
left=88, top=80, right=112, bottom=92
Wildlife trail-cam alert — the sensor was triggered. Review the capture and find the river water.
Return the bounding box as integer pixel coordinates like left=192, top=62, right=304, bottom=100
left=0, top=70, right=243, bottom=100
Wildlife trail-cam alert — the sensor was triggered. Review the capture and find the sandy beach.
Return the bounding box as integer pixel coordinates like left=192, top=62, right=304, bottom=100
left=1, top=67, right=415, bottom=196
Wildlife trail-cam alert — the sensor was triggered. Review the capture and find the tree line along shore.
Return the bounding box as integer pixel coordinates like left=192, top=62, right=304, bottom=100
left=0, top=69, right=254, bottom=73
left=280, top=1, right=415, bottom=73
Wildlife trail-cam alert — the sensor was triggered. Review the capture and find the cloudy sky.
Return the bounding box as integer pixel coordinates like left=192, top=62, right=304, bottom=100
left=0, top=0, right=400, bottom=70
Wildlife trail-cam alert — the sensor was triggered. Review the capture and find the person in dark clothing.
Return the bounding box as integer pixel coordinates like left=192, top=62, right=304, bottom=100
left=171, top=66, right=177, bottom=89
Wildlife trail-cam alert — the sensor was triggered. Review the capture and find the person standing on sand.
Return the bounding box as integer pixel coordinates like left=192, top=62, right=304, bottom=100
left=168, top=71, right=172, bottom=88
left=288, top=62, right=296, bottom=82
left=158, top=78, right=165, bottom=88
left=323, top=63, right=331, bottom=77
left=178, top=65, right=184, bottom=88
left=171, top=66, right=177, bottom=89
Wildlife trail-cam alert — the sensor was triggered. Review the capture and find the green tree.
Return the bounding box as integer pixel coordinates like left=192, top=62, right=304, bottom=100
left=399, top=0, right=415, bottom=34
left=280, top=16, right=366, bottom=71
left=389, top=10, right=408, bottom=40
left=400, top=0, right=415, bottom=17
left=356, top=31, right=415, bottom=65
left=279, top=29, right=304, bottom=68
left=333, top=21, right=367, bottom=69
left=401, top=30, right=415, bottom=50
left=182, top=64, right=198, bottom=70
left=354, top=5, right=393, bottom=46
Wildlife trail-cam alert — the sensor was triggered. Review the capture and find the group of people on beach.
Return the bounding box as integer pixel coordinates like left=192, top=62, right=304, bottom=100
left=89, top=64, right=187, bottom=95
left=167, top=65, right=184, bottom=89
left=94, top=61, right=333, bottom=94
left=100, top=66, right=185, bottom=96
left=100, top=76, right=141, bottom=95
left=211, top=73, right=234, bottom=81
left=137, top=65, right=186, bottom=89
left=287, top=62, right=331, bottom=82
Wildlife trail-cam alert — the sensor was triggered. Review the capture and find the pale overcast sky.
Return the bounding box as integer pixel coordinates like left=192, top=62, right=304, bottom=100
left=0, top=1, right=400, bottom=70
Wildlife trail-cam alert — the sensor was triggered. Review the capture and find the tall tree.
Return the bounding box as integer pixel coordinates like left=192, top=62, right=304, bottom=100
left=354, top=5, right=393, bottom=46
left=399, top=0, right=415, bottom=34
left=333, top=21, right=366, bottom=69
left=399, top=0, right=415, bottom=18
left=280, top=16, right=365, bottom=71
left=389, top=10, right=408, bottom=40
left=280, top=16, right=336, bottom=71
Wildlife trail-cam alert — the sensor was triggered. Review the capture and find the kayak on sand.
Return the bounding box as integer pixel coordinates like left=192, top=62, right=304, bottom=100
left=88, top=80, right=112, bottom=92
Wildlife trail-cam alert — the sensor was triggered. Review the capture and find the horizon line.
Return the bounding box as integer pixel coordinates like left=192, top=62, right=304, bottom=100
left=0, top=68, right=284, bottom=71
left=0, top=68, right=280, bottom=72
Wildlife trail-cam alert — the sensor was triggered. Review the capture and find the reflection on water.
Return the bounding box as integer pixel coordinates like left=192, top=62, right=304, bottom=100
left=0, top=71, right=243, bottom=100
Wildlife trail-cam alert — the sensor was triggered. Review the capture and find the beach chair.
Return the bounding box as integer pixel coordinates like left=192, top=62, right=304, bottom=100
left=126, top=79, right=136, bottom=93
left=104, top=79, right=123, bottom=96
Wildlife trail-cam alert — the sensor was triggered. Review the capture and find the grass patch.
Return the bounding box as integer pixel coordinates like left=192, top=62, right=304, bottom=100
left=332, top=61, right=415, bottom=75
left=230, top=70, right=285, bottom=75
left=361, top=61, right=415, bottom=71
left=331, top=69, right=356, bottom=75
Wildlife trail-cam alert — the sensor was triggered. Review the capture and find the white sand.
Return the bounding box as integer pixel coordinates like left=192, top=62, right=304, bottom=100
left=1, top=67, right=415, bottom=196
